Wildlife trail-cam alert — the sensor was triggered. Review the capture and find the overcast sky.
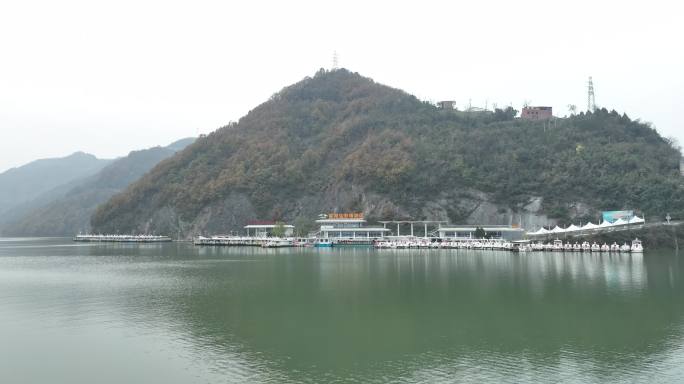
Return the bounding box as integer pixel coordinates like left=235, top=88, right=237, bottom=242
left=1, top=0, right=682, bottom=172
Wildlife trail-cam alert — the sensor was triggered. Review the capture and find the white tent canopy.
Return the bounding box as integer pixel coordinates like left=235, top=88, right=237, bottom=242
left=551, top=226, right=565, bottom=233
left=629, top=216, right=645, bottom=224
left=599, top=220, right=613, bottom=228
left=613, top=218, right=629, bottom=226
left=565, top=224, right=580, bottom=231
left=582, top=222, right=598, bottom=230
left=527, top=227, right=549, bottom=235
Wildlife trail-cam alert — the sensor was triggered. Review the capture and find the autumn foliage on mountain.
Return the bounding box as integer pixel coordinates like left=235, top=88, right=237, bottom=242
left=91, top=69, right=683, bottom=236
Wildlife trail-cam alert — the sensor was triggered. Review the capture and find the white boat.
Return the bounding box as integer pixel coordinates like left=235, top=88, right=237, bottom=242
left=630, top=238, right=644, bottom=253
left=512, top=240, right=532, bottom=252
left=552, top=239, right=564, bottom=251
left=573, top=243, right=582, bottom=252
left=591, top=242, right=600, bottom=252
left=261, top=238, right=293, bottom=248
left=620, top=242, right=631, bottom=252
left=581, top=242, right=591, bottom=252
left=610, top=242, right=620, bottom=252
left=373, top=241, right=389, bottom=249
left=600, top=243, right=610, bottom=252
left=314, top=239, right=333, bottom=248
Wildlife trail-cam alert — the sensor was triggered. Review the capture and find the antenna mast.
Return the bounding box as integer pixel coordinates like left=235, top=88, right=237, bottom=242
left=587, top=76, right=596, bottom=112
left=332, top=51, right=339, bottom=70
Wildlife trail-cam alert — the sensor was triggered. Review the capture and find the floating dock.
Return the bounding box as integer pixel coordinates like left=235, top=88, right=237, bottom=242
left=193, top=236, right=265, bottom=246
left=73, top=234, right=172, bottom=243
left=193, top=236, right=306, bottom=247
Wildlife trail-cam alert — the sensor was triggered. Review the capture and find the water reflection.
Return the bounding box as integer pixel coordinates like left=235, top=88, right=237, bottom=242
left=0, top=238, right=682, bottom=383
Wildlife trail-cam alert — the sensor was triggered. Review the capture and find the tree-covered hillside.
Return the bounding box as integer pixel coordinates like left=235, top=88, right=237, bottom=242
left=91, top=69, right=683, bottom=237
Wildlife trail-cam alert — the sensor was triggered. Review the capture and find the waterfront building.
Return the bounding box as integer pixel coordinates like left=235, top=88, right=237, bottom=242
left=521, top=106, right=553, bottom=120
left=244, top=220, right=294, bottom=237
left=437, top=224, right=525, bottom=240
left=316, top=213, right=390, bottom=244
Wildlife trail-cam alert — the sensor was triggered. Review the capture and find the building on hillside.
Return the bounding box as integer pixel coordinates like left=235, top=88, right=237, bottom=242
left=521, top=106, right=553, bottom=120
left=437, top=224, right=525, bottom=241
left=244, top=220, right=294, bottom=237
left=316, top=213, right=390, bottom=245
left=437, top=100, right=456, bottom=110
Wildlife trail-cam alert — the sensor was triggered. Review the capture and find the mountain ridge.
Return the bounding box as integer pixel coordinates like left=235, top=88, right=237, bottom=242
left=90, top=69, right=684, bottom=237
left=1, top=139, right=195, bottom=236
left=0, top=152, right=112, bottom=219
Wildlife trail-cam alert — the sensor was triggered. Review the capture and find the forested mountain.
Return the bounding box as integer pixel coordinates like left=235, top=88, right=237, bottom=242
left=0, top=152, right=111, bottom=219
left=1, top=139, right=194, bottom=236
left=91, top=69, right=684, bottom=237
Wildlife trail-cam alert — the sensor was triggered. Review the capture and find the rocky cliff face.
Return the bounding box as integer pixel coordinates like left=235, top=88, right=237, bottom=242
left=90, top=69, right=684, bottom=237
left=99, top=183, right=563, bottom=239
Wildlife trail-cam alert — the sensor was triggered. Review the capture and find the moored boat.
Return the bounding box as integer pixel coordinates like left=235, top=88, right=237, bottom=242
left=261, top=238, right=293, bottom=248
left=630, top=238, right=644, bottom=253
left=314, top=239, right=333, bottom=248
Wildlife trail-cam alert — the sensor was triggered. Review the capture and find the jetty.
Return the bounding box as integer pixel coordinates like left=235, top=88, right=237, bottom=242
left=73, top=234, right=172, bottom=243
left=193, top=236, right=304, bottom=248
left=193, top=236, right=265, bottom=247
left=374, top=238, right=644, bottom=253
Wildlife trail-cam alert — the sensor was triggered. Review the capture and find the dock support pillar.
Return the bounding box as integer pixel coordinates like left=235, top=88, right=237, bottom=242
left=397, top=223, right=400, bottom=237
left=424, top=224, right=428, bottom=238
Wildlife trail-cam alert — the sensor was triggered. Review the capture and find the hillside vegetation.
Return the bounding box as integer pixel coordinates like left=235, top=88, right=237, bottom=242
left=91, top=69, right=683, bottom=237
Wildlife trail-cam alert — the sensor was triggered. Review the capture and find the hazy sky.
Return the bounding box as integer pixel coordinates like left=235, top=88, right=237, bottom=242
left=1, top=0, right=682, bottom=172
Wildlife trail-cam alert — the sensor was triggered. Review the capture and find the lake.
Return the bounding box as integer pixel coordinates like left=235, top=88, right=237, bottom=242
left=0, top=237, right=683, bottom=383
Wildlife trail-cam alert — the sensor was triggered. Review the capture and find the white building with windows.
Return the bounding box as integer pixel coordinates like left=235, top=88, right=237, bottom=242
left=244, top=221, right=294, bottom=237
left=316, top=213, right=389, bottom=245
left=437, top=225, right=525, bottom=240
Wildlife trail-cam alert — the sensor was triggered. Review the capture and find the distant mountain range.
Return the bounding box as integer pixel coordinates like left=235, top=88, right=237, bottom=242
left=0, top=152, right=112, bottom=220
left=0, top=138, right=194, bottom=236
left=87, top=69, right=684, bottom=238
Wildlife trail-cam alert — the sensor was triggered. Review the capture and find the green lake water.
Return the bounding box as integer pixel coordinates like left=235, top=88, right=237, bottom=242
left=1, top=237, right=683, bottom=383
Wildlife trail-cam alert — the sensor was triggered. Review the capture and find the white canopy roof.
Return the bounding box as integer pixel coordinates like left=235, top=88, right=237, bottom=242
left=565, top=224, right=580, bottom=231
left=598, top=220, right=613, bottom=228
left=528, top=227, right=550, bottom=235
left=582, top=222, right=598, bottom=230
left=613, top=218, right=629, bottom=226
left=629, top=216, right=645, bottom=224
left=551, top=226, right=565, bottom=233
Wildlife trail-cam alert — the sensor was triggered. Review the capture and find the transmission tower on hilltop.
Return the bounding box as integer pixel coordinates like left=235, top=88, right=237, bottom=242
left=587, top=76, right=596, bottom=112
left=332, top=51, right=339, bottom=70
